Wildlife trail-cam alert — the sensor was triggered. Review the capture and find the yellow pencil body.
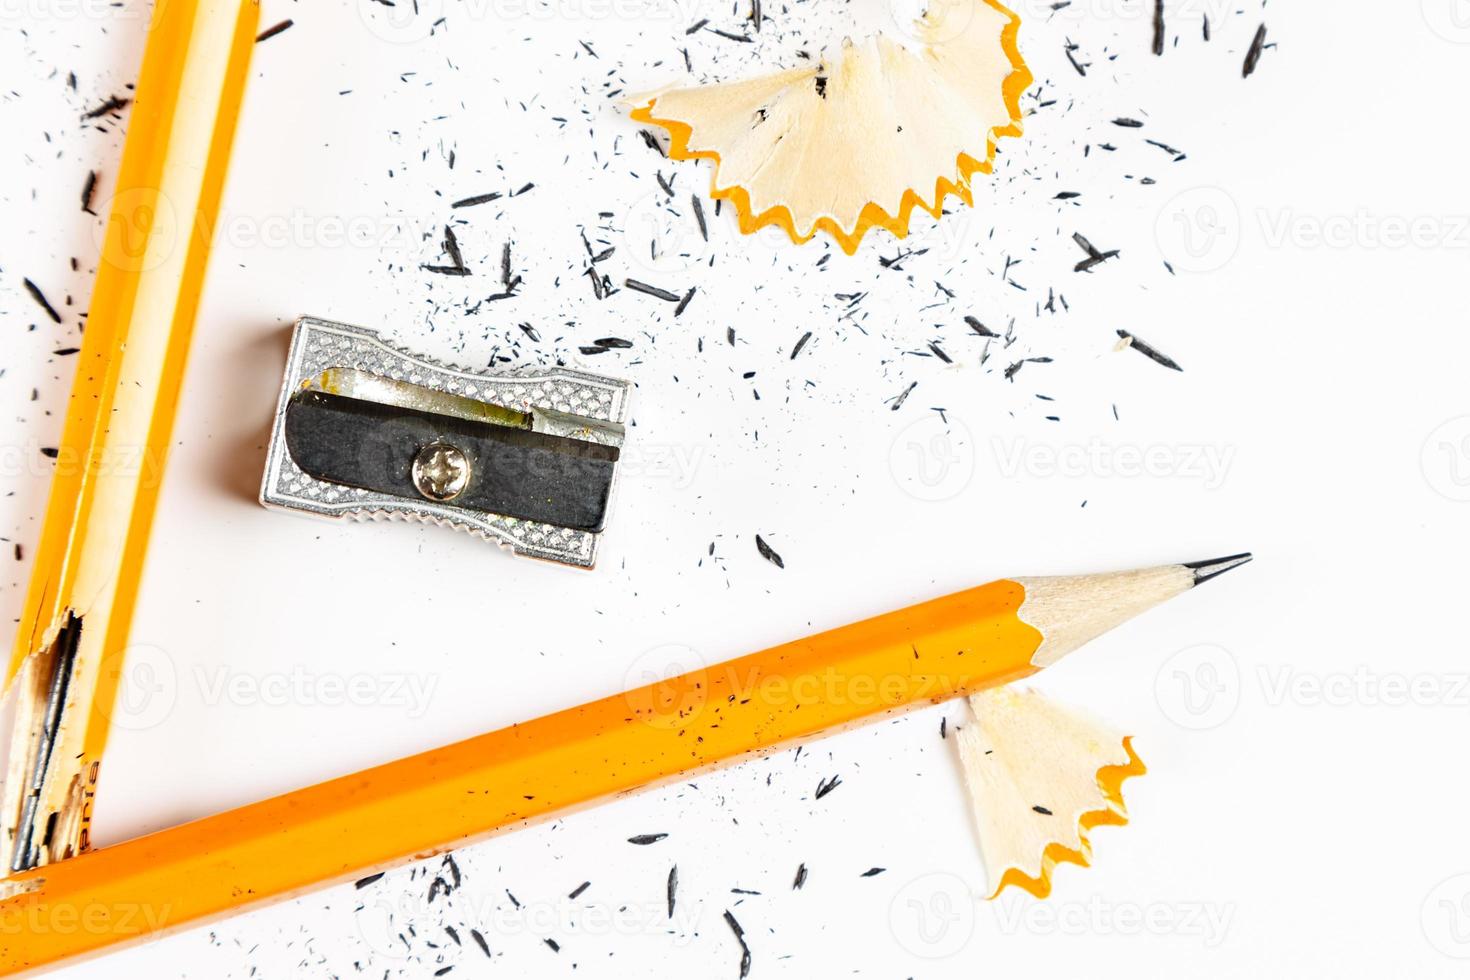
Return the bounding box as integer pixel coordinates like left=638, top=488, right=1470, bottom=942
left=0, top=579, right=1042, bottom=974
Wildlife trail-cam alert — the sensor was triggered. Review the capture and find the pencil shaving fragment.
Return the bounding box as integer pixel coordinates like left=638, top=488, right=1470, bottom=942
left=628, top=0, right=1031, bottom=254
left=956, top=686, right=1145, bottom=898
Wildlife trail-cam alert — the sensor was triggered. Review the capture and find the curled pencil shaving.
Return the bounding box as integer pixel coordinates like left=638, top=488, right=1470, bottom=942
left=956, top=686, right=1146, bottom=899
left=628, top=0, right=1031, bottom=254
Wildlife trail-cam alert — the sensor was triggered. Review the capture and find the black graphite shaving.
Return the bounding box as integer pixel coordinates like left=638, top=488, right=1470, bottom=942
left=23, top=279, right=62, bottom=323
left=1145, top=138, right=1186, bottom=160
left=1117, top=329, right=1183, bottom=371
left=1064, top=40, right=1087, bottom=76
left=451, top=192, right=501, bottom=208
left=255, top=19, right=293, bottom=43
left=422, top=226, right=470, bottom=276
left=80, top=171, right=97, bottom=213
left=1072, top=232, right=1120, bottom=272
left=624, top=278, right=682, bottom=302
left=443, top=226, right=464, bottom=270
left=80, top=94, right=129, bottom=119
left=673, top=286, right=697, bottom=317
left=965, top=316, right=998, bottom=337
left=890, top=380, right=917, bottom=410
left=692, top=195, right=708, bottom=240
left=638, top=129, right=665, bottom=156
left=723, top=910, right=752, bottom=979
left=1243, top=24, right=1269, bottom=77
left=754, top=534, right=784, bottom=568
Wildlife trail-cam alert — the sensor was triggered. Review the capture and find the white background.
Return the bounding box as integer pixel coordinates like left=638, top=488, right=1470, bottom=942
left=3, top=0, right=1469, bottom=975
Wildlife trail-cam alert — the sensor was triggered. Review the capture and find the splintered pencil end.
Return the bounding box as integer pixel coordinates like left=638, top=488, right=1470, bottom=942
left=1183, top=552, right=1253, bottom=586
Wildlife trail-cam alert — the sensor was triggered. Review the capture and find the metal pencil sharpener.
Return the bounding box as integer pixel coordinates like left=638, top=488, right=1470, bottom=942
left=260, top=317, right=631, bottom=568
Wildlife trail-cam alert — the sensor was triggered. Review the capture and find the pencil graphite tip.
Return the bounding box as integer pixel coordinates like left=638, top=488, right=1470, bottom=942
left=1183, top=552, right=1253, bottom=586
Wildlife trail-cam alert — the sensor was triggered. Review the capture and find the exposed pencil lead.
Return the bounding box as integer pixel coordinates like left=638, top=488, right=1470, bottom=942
left=1183, top=552, right=1253, bottom=586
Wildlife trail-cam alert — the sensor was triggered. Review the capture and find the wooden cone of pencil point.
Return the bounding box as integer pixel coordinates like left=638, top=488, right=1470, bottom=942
left=0, top=554, right=1249, bottom=976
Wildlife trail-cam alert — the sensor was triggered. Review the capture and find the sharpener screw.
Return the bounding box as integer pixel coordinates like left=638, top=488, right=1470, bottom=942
left=412, top=442, right=471, bottom=501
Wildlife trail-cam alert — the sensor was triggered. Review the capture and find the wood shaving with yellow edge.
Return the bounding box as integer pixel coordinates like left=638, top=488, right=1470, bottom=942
left=957, top=685, right=1146, bottom=899
left=628, top=0, right=1032, bottom=254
